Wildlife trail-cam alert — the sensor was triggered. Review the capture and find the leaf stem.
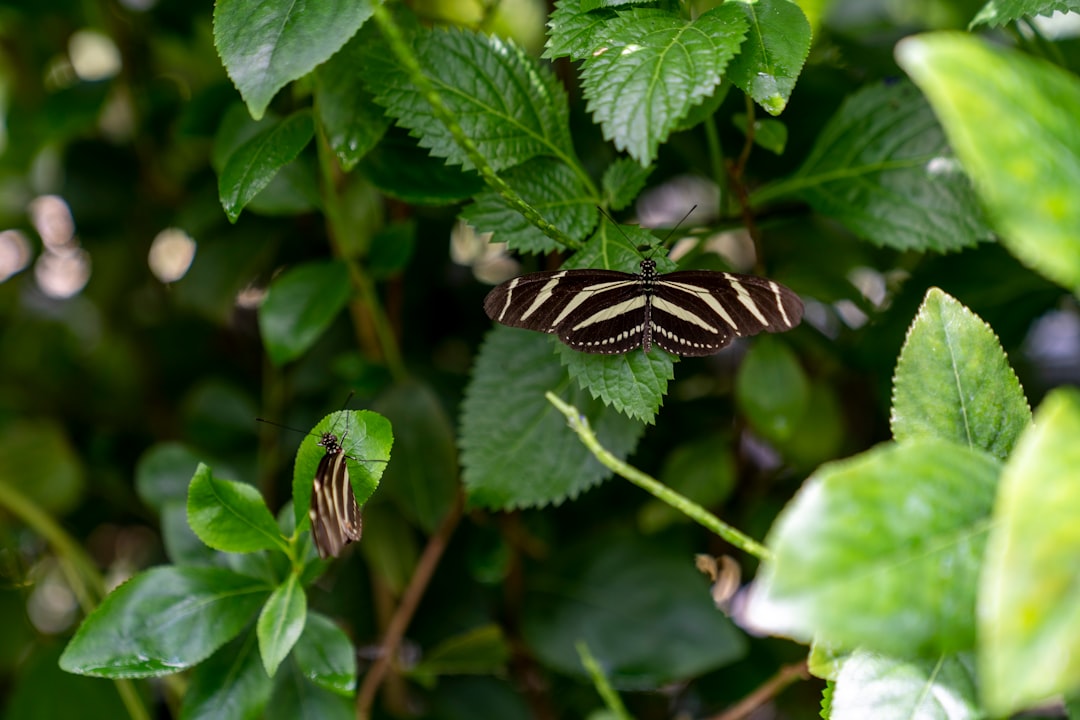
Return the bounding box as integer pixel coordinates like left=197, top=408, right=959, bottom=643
left=576, top=641, right=634, bottom=720
left=370, top=4, right=582, bottom=251
left=545, top=392, right=772, bottom=560
left=703, top=112, right=727, bottom=215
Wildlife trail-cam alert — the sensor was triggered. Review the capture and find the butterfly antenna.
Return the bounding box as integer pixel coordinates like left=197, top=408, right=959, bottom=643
left=658, top=204, right=698, bottom=253
left=596, top=206, right=650, bottom=258
left=255, top=417, right=320, bottom=438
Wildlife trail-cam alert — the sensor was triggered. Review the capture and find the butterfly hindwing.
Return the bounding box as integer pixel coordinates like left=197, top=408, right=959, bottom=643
left=309, top=431, right=363, bottom=559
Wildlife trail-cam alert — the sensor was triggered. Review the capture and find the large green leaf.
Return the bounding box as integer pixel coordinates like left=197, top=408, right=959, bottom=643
left=544, top=0, right=618, bottom=61
left=735, top=336, right=809, bottom=445
left=831, top=650, right=980, bottom=720
left=459, top=326, right=645, bottom=509
left=258, top=259, right=352, bottom=367
left=897, top=33, right=1080, bottom=291
left=180, top=633, right=272, bottom=720
left=746, top=440, right=1000, bottom=656
left=891, top=288, right=1030, bottom=459
left=970, top=0, right=1080, bottom=28
left=580, top=5, right=748, bottom=165
left=59, top=566, right=270, bottom=677
left=218, top=110, right=314, bottom=222
left=459, top=157, right=598, bottom=255
left=522, top=536, right=746, bottom=687
left=725, top=0, right=811, bottom=115
left=266, top=659, right=353, bottom=720
left=257, top=574, right=307, bottom=677
left=291, top=410, right=393, bottom=532
left=757, top=81, right=992, bottom=252
left=979, top=388, right=1080, bottom=715
left=365, top=26, right=575, bottom=172
left=292, top=612, right=357, bottom=696
left=187, top=463, right=285, bottom=554
left=213, top=0, right=376, bottom=119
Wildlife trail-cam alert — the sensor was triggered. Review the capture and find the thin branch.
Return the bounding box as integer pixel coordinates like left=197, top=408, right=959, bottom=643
left=577, top=641, right=633, bottom=720
left=356, top=490, right=466, bottom=720
left=706, top=660, right=810, bottom=720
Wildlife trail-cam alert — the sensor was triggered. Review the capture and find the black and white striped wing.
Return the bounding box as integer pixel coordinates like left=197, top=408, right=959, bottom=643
left=650, top=271, right=804, bottom=357
left=310, top=446, right=363, bottom=559
left=483, top=269, right=647, bottom=354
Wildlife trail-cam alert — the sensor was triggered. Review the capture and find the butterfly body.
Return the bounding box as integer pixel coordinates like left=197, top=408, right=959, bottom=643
left=484, top=259, right=803, bottom=357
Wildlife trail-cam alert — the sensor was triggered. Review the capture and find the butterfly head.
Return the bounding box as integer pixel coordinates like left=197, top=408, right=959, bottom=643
left=318, top=431, right=344, bottom=456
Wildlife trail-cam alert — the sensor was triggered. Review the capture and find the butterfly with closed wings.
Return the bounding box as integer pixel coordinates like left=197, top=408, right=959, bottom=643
left=483, top=254, right=803, bottom=357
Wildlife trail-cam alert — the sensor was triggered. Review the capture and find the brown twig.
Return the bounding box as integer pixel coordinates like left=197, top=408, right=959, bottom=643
left=706, top=660, right=810, bottom=720
left=355, top=490, right=466, bottom=719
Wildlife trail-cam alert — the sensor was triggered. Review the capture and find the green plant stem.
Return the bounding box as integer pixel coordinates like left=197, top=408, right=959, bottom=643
left=370, top=3, right=583, bottom=251
left=0, top=480, right=150, bottom=720
left=545, top=392, right=772, bottom=560
left=576, top=641, right=633, bottom=720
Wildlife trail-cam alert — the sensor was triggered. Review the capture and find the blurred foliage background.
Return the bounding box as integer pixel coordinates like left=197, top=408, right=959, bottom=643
left=1, top=0, right=1078, bottom=718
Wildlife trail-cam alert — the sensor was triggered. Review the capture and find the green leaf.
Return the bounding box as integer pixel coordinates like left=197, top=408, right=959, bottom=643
left=314, top=27, right=390, bottom=171
left=764, top=80, right=993, bottom=252
left=460, top=326, right=645, bottom=509
left=186, top=464, right=285, bottom=554
left=408, top=625, right=510, bottom=686
left=544, top=0, right=618, bottom=61
left=291, top=410, right=393, bottom=532
left=897, top=33, right=1080, bottom=292
left=163, top=502, right=217, bottom=567
left=362, top=129, right=484, bottom=205
left=4, top=644, right=128, bottom=720
left=136, top=442, right=204, bottom=513
left=746, top=440, right=1000, bottom=656
left=732, top=113, right=788, bottom=155
left=522, top=536, right=746, bottom=687
left=267, top=659, right=353, bottom=720
left=257, top=574, right=307, bottom=677
left=292, top=612, right=357, bottom=696
left=979, top=388, right=1080, bottom=715
left=365, top=26, right=575, bottom=171
left=557, top=346, right=674, bottom=425
left=831, top=651, right=980, bottom=720
left=735, top=336, right=809, bottom=444
left=60, top=566, right=270, bottom=677
left=581, top=6, right=748, bottom=165
left=180, top=633, right=273, bottom=720
left=213, top=0, right=376, bottom=120
left=460, top=157, right=599, bottom=254
left=566, top=220, right=670, bottom=272
left=601, top=158, right=652, bottom=211
left=0, top=419, right=84, bottom=516
left=725, top=0, right=811, bottom=115
left=258, top=259, right=352, bottom=367
left=218, top=110, right=314, bottom=222
left=373, top=380, right=459, bottom=533
left=891, top=288, right=1030, bottom=459
left=970, top=0, right=1080, bottom=28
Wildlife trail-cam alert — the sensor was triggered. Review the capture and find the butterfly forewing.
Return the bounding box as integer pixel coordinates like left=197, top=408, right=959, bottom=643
left=309, top=429, right=364, bottom=559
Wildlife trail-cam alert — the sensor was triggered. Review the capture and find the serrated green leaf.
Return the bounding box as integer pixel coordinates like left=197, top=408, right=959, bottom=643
left=362, top=129, right=484, bottom=205
left=459, top=327, right=645, bottom=510
left=522, top=536, right=746, bottom=686
left=365, top=27, right=575, bottom=172
left=292, top=612, right=357, bottom=696
left=897, top=33, right=1080, bottom=292
left=187, top=463, right=286, bottom=554
left=267, top=659, right=353, bottom=720
left=565, top=220, right=672, bottom=272
left=732, top=113, right=788, bottom=155
left=557, top=346, right=674, bottom=424
left=746, top=440, right=1000, bottom=657
left=258, top=259, right=352, bottom=366
left=460, top=157, right=599, bottom=254
left=180, top=633, right=272, bottom=720
left=60, top=567, right=270, bottom=678
left=213, top=0, right=375, bottom=120
left=760, top=80, right=993, bottom=251
left=602, top=158, right=652, bottom=211
left=136, top=442, right=205, bottom=513
left=726, top=0, right=811, bottom=115
left=257, top=574, right=306, bottom=677
left=409, top=625, right=510, bottom=686
left=218, top=110, right=314, bottom=222
left=979, top=388, right=1080, bottom=715
left=891, top=288, right=1030, bottom=459
left=544, top=0, right=618, bottom=61
left=831, top=650, right=980, bottom=720
left=314, top=27, right=390, bottom=171
left=735, top=336, right=809, bottom=444
left=970, top=0, right=1080, bottom=28
left=581, top=6, right=748, bottom=165
left=291, top=410, right=393, bottom=532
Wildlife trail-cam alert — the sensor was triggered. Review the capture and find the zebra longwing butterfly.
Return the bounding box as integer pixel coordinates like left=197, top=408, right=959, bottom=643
left=257, top=405, right=387, bottom=559
left=483, top=258, right=803, bottom=356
